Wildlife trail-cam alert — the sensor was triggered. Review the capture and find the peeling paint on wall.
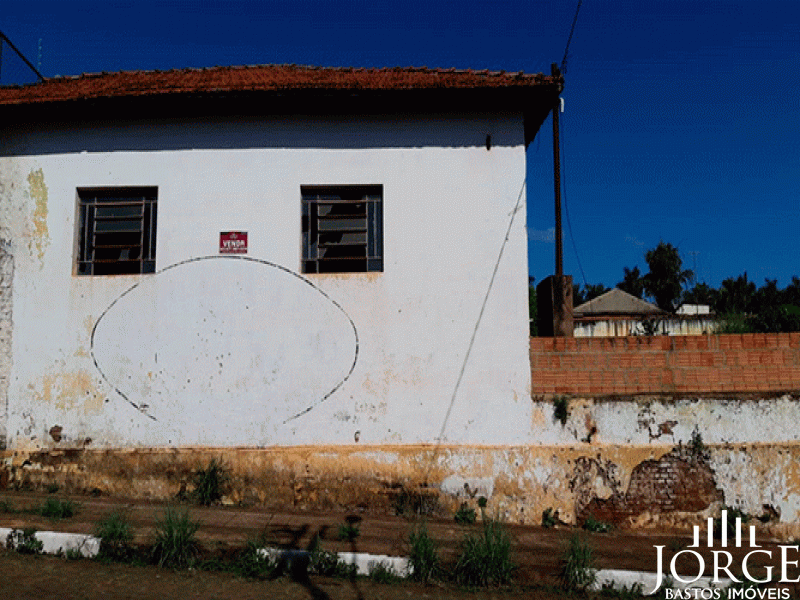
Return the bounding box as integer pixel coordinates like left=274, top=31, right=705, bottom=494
left=26, top=168, right=49, bottom=267
left=4, top=439, right=800, bottom=536
left=0, top=245, right=12, bottom=449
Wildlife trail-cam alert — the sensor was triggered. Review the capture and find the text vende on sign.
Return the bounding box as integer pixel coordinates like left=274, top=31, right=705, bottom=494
left=220, top=231, right=248, bottom=254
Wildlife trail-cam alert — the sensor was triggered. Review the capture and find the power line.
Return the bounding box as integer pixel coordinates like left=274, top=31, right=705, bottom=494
left=561, top=0, right=584, bottom=75
left=0, top=30, right=45, bottom=82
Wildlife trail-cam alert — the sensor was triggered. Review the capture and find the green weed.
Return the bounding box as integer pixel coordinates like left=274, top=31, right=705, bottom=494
left=559, top=533, right=596, bottom=591
left=368, top=560, right=401, bottom=583
left=6, top=528, right=43, bottom=555
left=453, top=517, right=515, bottom=587
left=151, top=506, right=201, bottom=569
left=553, top=396, right=569, bottom=425
left=37, top=497, right=77, bottom=519
left=95, top=510, right=134, bottom=561
left=337, top=523, right=360, bottom=542
left=542, top=507, right=558, bottom=528
left=408, top=523, right=440, bottom=583
left=191, top=458, right=229, bottom=506
left=583, top=514, right=612, bottom=533
left=308, top=547, right=357, bottom=578
left=454, top=502, right=477, bottom=525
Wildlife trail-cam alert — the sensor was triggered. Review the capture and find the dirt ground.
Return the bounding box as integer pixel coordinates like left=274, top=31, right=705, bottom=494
left=1, top=490, right=799, bottom=599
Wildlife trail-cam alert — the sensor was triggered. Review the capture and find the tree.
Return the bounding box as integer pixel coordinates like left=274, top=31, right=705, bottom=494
left=683, top=282, right=717, bottom=306
left=642, top=241, right=693, bottom=311
left=617, top=266, right=644, bottom=299
left=715, top=273, right=756, bottom=315
left=573, top=283, right=609, bottom=307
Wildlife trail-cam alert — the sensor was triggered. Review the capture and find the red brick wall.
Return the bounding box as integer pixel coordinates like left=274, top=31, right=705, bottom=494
left=530, top=333, right=800, bottom=395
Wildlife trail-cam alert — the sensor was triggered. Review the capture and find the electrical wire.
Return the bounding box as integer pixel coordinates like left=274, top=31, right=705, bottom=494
left=559, top=106, right=589, bottom=291
left=561, top=0, right=584, bottom=75
left=424, top=178, right=527, bottom=481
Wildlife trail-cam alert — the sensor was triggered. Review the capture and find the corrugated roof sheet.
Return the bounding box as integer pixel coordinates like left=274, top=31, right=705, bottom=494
left=0, top=64, right=560, bottom=106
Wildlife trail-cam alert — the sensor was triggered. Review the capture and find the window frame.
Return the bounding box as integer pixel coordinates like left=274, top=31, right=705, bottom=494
left=301, top=184, right=383, bottom=274
left=75, top=186, right=158, bottom=276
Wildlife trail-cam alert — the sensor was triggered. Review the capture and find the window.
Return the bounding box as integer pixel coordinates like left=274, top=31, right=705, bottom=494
left=76, top=187, right=157, bottom=276
left=302, top=185, right=383, bottom=274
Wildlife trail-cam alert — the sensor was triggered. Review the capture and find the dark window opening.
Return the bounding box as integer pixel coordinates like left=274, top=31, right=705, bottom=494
left=76, top=187, right=157, bottom=276
left=302, top=185, right=383, bottom=274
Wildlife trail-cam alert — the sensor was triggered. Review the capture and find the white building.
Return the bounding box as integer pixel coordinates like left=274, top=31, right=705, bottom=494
left=0, top=65, right=559, bottom=461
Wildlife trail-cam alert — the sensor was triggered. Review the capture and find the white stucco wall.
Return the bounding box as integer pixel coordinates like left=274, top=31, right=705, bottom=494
left=0, top=113, right=532, bottom=449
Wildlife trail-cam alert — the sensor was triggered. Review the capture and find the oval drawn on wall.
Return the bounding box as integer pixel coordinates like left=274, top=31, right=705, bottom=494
left=91, top=256, right=358, bottom=443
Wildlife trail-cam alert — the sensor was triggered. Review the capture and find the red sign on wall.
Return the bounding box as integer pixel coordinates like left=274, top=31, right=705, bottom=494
left=220, top=231, right=248, bottom=254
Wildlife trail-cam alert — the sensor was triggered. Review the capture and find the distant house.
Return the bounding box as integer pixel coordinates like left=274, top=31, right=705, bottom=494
left=574, top=288, right=716, bottom=337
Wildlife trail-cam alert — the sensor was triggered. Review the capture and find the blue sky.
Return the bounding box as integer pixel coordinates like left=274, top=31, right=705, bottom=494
left=2, top=0, right=798, bottom=290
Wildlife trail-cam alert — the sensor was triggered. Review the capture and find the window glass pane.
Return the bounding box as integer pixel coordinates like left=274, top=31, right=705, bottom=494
left=94, top=219, right=143, bottom=233
left=318, top=218, right=366, bottom=232
left=301, top=185, right=381, bottom=274
left=95, top=205, right=144, bottom=219
left=76, top=187, right=157, bottom=276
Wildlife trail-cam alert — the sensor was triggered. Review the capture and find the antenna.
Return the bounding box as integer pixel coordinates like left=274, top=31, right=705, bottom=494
left=0, top=30, right=45, bottom=82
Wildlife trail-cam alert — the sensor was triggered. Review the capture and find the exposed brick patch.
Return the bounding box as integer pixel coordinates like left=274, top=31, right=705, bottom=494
left=531, top=334, right=800, bottom=395
left=576, top=449, right=723, bottom=525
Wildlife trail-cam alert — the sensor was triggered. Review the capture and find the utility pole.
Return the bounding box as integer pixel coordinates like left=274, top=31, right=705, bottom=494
left=552, top=63, right=563, bottom=280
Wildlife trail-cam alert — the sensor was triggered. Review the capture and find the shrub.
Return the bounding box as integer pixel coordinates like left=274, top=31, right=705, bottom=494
left=454, top=502, right=476, bottom=525
left=369, top=560, right=401, bottom=583
left=553, top=396, right=569, bottom=425
left=151, top=507, right=201, bottom=569
left=583, top=514, right=612, bottom=533
left=559, top=533, right=596, bottom=591
left=37, top=497, right=77, bottom=519
left=542, top=507, right=558, bottom=529
left=95, top=510, right=134, bottom=561
left=453, top=517, right=514, bottom=587
left=234, top=539, right=280, bottom=579
left=191, top=458, right=229, bottom=506
left=6, top=528, right=43, bottom=554
left=391, top=487, right=441, bottom=518
left=408, top=523, right=440, bottom=583
left=308, top=547, right=357, bottom=578
left=337, top=522, right=360, bottom=542
left=714, top=506, right=751, bottom=541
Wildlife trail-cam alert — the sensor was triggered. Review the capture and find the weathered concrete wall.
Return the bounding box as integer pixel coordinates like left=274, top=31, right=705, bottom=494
left=4, top=439, right=800, bottom=538
left=0, top=243, right=12, bottom=450
left=0, top=113, right=531, bottom=450
left=531, top=333, right=800, bottom=395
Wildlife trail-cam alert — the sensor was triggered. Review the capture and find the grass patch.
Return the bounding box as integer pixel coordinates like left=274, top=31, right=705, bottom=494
left=337, top=516, right=361, bottom=542
left=454, top=502, right=476, bottom=525
left=36, top=497, right=77, bottom=519
left=408, top=523, right=440, bottom=583
left=559, top=533, right=596, bottom=592
left=391, top=486, right=442, bottom=518
left=95, top=510, right=135, bottom=561
left=6, top=528, right=44, bottom=555
left=368, top=560, right=401, bottom=583
left=542, top=507, right=558, bottom=528
left=191, top=458, right=229, bottom=506
left=582, top=514, right=612, bottom=533
left=453, top=517, right=514, bottom=587
left=151, top=506, right=201, bottom=569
